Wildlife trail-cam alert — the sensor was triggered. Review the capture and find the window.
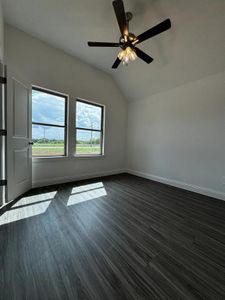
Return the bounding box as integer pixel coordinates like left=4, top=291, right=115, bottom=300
left=32, top=87, right=67, bottom=157
left=75, top=99, right=104, bottom=156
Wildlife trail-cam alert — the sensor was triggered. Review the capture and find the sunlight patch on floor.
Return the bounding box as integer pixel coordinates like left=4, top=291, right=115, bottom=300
left=71, top=182, right=104, bottom=194
left=13, top=191, right=57, bottom=207
left=0, top=200, right=52, bottom=226
left=0, top=192, right=57, bottom=226
left=67, top=183, right=107, bottom=206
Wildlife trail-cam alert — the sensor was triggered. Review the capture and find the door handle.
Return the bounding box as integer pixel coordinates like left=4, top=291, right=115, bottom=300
left=29, top=141, right=34, bottom=145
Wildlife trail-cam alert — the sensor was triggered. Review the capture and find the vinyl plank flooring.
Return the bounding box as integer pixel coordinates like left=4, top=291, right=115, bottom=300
left=1, top=173, right=225, bottom=299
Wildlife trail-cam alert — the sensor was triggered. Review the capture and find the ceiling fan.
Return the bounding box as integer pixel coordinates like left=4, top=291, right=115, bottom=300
left=87, top=0, right=171, bottom=69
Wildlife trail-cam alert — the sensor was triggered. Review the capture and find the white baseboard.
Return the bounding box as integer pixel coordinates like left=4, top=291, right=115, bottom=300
left=126, top=169, right=225, bottom=201
left=32, top=167, right=225, bottom=201
left=32, top=168, right=126, bottom=188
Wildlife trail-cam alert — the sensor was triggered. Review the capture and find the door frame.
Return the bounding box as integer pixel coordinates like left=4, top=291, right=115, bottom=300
left=0, top=62, right=7, bottom=207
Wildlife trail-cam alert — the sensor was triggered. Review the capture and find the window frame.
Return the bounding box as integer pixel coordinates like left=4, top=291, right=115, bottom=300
left=75, top=98, right=105, bottom=157
left=32, top=86, right=68, bottom=158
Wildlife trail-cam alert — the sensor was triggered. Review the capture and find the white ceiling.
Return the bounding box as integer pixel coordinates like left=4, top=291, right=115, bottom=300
left=3, top=0, right=225, bottom=101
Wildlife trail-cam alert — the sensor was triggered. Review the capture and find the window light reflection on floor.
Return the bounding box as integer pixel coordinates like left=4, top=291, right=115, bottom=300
left=0, top=191, right=57, bottom=226
left=13, top=191, right=57, bottom=207
left=67, top=182, right=107, bottom=206
left=71, top=182, right=104, bottom=194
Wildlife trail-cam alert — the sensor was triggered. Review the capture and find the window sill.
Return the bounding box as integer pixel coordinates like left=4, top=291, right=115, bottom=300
left=32, top=154, right=105, bottom=162
left=74, top=154, right=105, bottom=159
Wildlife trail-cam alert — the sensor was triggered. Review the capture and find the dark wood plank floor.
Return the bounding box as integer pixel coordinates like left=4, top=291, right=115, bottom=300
left=1, top=173, right=225, bottom=299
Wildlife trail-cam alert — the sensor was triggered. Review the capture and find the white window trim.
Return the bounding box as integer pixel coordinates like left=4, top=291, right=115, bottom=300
left=75, top=98, right=105, bottom=157
left=31, top=85, right=69, bottom=158
left=31, top=89, right=106, bottom=160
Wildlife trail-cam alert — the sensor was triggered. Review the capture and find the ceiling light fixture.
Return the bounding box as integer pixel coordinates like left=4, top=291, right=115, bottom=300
left=118, top=46, right=137, bottom=65
left=87, top=0, right=171, bottom=69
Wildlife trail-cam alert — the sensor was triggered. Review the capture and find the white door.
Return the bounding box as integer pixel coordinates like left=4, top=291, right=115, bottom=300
left=6, top=72, right=32, bottom=202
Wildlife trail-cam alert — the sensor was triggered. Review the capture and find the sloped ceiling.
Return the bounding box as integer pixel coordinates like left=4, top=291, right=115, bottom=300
left=3, top=0, right=225, bottom=101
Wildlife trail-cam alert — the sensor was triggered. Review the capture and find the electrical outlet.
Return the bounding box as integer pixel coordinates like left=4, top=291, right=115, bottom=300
left=221, top=176, right=225, bottom=185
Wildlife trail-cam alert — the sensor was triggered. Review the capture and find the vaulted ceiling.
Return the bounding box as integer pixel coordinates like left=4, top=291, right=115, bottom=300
left=3, top=0, right=225, bottom=101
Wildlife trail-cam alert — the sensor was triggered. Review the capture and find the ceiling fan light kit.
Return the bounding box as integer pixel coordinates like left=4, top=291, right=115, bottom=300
left=87, top=0, right=171, bottom=69
left=118, top=47, right=137, bottom=65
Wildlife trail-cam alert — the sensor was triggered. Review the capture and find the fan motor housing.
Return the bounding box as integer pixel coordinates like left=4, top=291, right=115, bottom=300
left=119, top=32, right=137, bottom=44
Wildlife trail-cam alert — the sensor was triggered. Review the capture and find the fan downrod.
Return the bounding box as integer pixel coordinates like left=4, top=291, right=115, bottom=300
left=119, top=12, right=135, bottom=45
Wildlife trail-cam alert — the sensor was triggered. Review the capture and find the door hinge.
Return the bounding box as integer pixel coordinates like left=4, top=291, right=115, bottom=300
left=0, top=129, right=6, bottom=136
left=0, top=76, right=6, bottom=84
left=0, top=180, right=7, bottom=186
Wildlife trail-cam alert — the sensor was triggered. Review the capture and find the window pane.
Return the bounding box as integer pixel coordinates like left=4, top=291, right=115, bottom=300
left=76, top=101, right=102, bottom=130
left=32, top=89, right=65, bottom=126
left=76, top=130, right=101, bottom=155
left=32, top=125, right=65, bottom=156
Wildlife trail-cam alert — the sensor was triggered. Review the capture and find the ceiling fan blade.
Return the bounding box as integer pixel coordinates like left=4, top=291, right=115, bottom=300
left=135, top=47, right=154, bottom=64
left=112, top=57, right=121, bottom=69
left=112, top=0, right=129, bottom=37
left=88, top=42, right=121, bottom=47
left=136, top=18, right=171, bottom=44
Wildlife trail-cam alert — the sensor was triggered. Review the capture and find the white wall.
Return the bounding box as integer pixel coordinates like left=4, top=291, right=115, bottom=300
left=0, top=0, right=4, bottom=61
left=5, top=24, right=127, bottom=187
left=4, top=24, right=225, bottom=201
left=127, top=71, right=225, bottom=200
